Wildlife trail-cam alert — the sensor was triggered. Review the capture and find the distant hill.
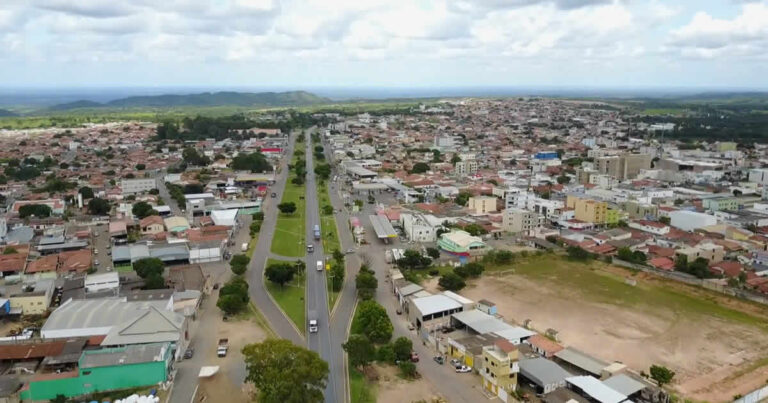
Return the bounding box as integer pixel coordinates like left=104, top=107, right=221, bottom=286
left=48, top=91, right=330, bottom=110
left=0, top=109, right=18, bottom=117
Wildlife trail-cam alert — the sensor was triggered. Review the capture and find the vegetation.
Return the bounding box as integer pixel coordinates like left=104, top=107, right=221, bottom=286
left=438, top=272, right=466, bottom=291
left=649, top=364, right=675, bottom=387
left=87, top=198, right=111, bottom=215
left=217, top=277, right=250, bottom=315
left=131, top=201, right=158, bottom=219
left=277, top=202, right=297, bottom=214
left=230, top=254, right=251, bottom=276
left=265, top=262, right=298, bottom=287
left=454, top=191, right=472, bottom=206
left=351, top=300, right=393, bottom=344
left=18, top=204, right=52, bottom=218
left=355, top=264, right=378, bottom=300
left=231, top=151, right=272, bottom=173
left=343, top=334, right=376, bottom=369
left=264, top=258, right=306, bottom=332
left=242, top=338, right=329, bottom=403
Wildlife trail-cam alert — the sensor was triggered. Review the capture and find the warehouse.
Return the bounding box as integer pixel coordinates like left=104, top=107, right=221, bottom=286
left=519, top=357, right=572, bottom=394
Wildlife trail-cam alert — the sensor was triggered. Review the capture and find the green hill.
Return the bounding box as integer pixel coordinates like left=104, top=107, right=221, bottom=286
left=47, top=100, right=103, bottom=111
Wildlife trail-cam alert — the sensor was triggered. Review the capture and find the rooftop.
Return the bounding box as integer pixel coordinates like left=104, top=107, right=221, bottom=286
left=411, top=294, right=462, bottom=316
left=79, top=342, right=169, bottom=369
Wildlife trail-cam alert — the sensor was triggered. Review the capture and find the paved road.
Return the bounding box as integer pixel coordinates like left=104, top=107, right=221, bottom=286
left=247, top=132, right=304, bottom=346
left=155, top=170, right=183, bottom=216
left=304, top=131, right=341, bottom=403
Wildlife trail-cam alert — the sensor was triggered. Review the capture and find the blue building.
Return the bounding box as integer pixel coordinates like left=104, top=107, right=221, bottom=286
left=535, top=151, right=559, bottom=160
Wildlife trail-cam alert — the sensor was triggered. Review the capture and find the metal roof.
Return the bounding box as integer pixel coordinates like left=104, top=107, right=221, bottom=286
left=520, top=357, right=572, bottom=387
left=411, top=294, right=461, bottom=316
left=566, top=376, right=628, bottom=403
left=369, top=215, right=398, bottom=238
left=555, top=347, right=608, bottom=376
left=398, top=283, right=423, bottom=296
left=80, top=342, right=169, bottom=369
left=493, top=326, right=536, bottom=342
left=603, top=374, right=648, bottom=396
left=41, top=298, right=170, bottom=335
left=452, top=309, right=513, bottom=334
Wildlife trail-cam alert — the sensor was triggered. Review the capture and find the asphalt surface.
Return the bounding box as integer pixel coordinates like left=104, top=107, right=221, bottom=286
left=304, top=133, right=341, bottom=403
left=156, top=171, right=183, bottom=216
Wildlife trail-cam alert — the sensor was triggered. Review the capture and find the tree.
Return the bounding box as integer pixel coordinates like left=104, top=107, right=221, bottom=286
left=135, top=163, right=146, bottom=170
left=353, top=300, right=393, bottom=344
left=253, top=211, right=265, bottom=221
left=182, top=147, right=210, bottom=167
left=425, top=247, right=440, bottom=259
left=133, top=257, right=164, bottom=279
left=566, top=246, right=592, bottom=261
left=278, top=202, right=297, bottom=214
left=343, top=334, right=376, bottom=369
left=439, top=272, right=466, bottom=291
left=330, top=262, right=344, bottom=292
left=398, top=361, right=417, bottom=379
left=463, top=223, right=488, bottom=236
left=451, top=154, right=461, bottom=165
left=132, top=201, right=158, bottom=219
left=87, top=198, right=111, bottom=215
left=556, top=174, right=571, bottom=184
left=231, top=152, right=272, bottom=173
left=674, top=254, right=688, bottom=272
left=355, top=271, right=378, bottom=299
left=322, top=205, right=334, bottom=215
left=688, top=257, right=711, bottom=278
left=396, top=249, right=432, bottom=271
left=649, top=364, right=675, bottom=387
left=392, top=336, right=413, bottom=362
left=18, top=204, right=52, bottom=218
left=463, top=262, right=484, bottom=278
left=144, top=274, right=166, bottom=289
left=332, top=249, right=345, bottom=264
left=409, top=162, right=430, bottom=174
left=243, top=339, right=329, bottom=403
left=314, top=163, right=331, bottom=180
left=79, top=186, right=94, bottom=199
left=265, top=263, right=296, bottom=287
left=659, top=216, right=670, bottom=225
left=231, top=254, right=250, bottom=276
left=183, top=183, right=205, bottom=194
left=376, top=344, right=396, bottom=363
left=454, top=191, right=472, bottom=206
left=217, top=277, right=249, bottom=314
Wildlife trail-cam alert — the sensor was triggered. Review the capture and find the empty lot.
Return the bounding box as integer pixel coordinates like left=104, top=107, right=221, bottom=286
left=457, top=255, right=768, bottom=402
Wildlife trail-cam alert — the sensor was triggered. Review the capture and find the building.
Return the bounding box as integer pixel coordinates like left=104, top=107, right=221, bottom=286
left=519, top=357, right=572, bottom=395
left=502, top=208, right=541, bottom=235
left=668, top=210, right=717, bottom=231
left=140, top=215, right=165, bottom=235
left=120, top=178, right=157, bottom=195
left=748, top=168, right=768, bottom=185
left=454, top=159, right=478, bottom=176
left=526, top=334, right=564, bottom=358
left=554, top=348, right=609, bottom=378
left=675, top=243, right=725, bottom=263
left=9, top=279, right=55, bottom=315
left=437, top=230, right=489, bottom=257
left=446, top=333, right=505, bottom=369
left=567, top=195, right=607, bottom=225
left=11, top=199, right=66, bottom=216
left=621, top=201, right=658, bottom=219
left=565, top=376, right=630, bottom=403
left=20, top=343, right=173, bottom=401
left=468, top=196, right=498, bottom=214
left=408, top=294, right=463, bottom=331
left=627, top=220, right=670, bottom=236
left=481, top=339, right=520, bottom=401
left=400, top=213, right=438, bottom=243
left=596, top=154, right=651, bottom=180
left=164, top=216, right=191, bottom=233
left=702, top=197, right=739, bottom=212
left=84, top=272, right=120, bottom=294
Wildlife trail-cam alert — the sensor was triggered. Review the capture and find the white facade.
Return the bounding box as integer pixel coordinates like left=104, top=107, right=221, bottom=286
left=121, top=178, right=158, bottom=195
left=400, top=213, right=438, bottom=242
left=669, top=210, right=718, bottom=231
left=749, top=169, right=768, bottom=185
left=85, top=272, right=120, bottom=293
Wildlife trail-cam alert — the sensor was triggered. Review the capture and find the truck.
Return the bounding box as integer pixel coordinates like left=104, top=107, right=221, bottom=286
left=217, top=338, right=229, bottom=357
left=313, top=224, right=321, bottom=240
left=308, top=311, right=318, bottom=333
left=241, top=243, right=248, bottom=252
left=316, top=260, right=323, bottom=271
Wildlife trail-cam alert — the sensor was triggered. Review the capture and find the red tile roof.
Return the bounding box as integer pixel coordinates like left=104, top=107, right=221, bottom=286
left=528, top=334, right=564, bottom=356
left=648, top=257, right=675, bottom=271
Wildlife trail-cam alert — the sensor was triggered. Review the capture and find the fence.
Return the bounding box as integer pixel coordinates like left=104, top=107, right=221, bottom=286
left=734, top=385, right=768, bottom=403
left=612, top=258, right=768, bottom=306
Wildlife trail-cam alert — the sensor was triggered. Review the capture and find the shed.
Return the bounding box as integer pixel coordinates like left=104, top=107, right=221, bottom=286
left=519, top=357, right=572, bottom=394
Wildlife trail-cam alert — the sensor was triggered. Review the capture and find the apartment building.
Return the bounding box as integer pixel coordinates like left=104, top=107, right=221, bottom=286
left=481, top=339, right=520, bottom=400
left=468, top=196, right=498, bottom=215
left=454, top=160, right=478, bottom=176
left=596, top=153, right=652, bottom=180
left=502, top=208, right=541, bottom=235
left=121, top=178, right=158, bottom=195
left=400, top=213, right=438, bottom=242
left=567, top=195, right=607, bottom=224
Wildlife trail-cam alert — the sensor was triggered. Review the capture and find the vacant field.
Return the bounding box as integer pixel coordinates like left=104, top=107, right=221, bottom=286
left=264, top=258, right=305, bottom=333
left=457, top=255, right=768, bottom=402
left=270, top=180, right=306, bottom=257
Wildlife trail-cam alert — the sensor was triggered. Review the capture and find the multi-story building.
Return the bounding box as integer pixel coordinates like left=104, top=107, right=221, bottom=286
left=596, top=153, right=652, bottom=180
left=120, top=178, right=158, bottom=195
left=468, top=196, right=498, bottom=215
left=622, top=201, right=658, bottom=219
left=676, top=243, right=725, bottom=263
left=567, top=195, right=607, bottom=224
left=481, top=339, right=520, bottom=400
left=502, top=208, right=541, bottom=235
left=454, top=160, right=478, bottom=176
left=400, top=213, right=438, bottom=242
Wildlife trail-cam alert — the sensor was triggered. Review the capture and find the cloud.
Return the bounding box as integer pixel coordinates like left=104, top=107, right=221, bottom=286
left=31, top=0, right=137, bottom=18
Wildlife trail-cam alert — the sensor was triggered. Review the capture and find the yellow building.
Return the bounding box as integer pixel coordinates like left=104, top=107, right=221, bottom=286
left=481, top=340, right=520, bottom=400
left=467, top=196, right=498, bottom=215
left=9, top=279, right=54, bottom=315
left=567, top=195, right=608, bottom=224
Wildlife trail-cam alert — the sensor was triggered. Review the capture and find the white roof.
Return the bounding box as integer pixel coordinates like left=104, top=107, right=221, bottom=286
left=184, top=193, right=216, bottom=200
left=443, top=230, right=484, bottom=248
left=452, top=309, right=513, bottom=334
left=85, top=271, right=119, bottom=285
left=442, top=290, right=473, bottom=305
left=411, top=294, right=461, bottom=316
left=493, top=326, right=536, bottom=342
left=566, top=376, right=628, bottom=403
left=210, top=209, right=237, bottom=227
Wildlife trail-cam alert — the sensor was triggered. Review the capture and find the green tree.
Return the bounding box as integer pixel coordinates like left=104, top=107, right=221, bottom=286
left=343, top=334, right=376, bottom=369
left=322, top=205, right=334, bottom=215
left=463, top=223, right=488, bottom=236
left=314, top=163, right=331, bottom=180
left=439, top=272, right=466, bottom=291
left=253, top=211, right=265, bottom=221
left=409, top=162, right=430, bottom=174
left=231, top=254, right=251, bottom=267
left=451, top=154, right=461, bottom=165
left=376, top=344, right=396, bottom=363
left=392, top=337, right=413, bottom=362
left=135, top=163, right=146, bottom=170
left=133, top=258, right=164, bottom=278
left=454, top=191, right=472, bottom=206
left=463, top=262, right=484, bottom=278
left=674, top=254, right=688, bottom=272
left=659, top=216, right=670, bottom=225
left=132, top=201, right=158, bottom=219
left=18, top=204, right=52, bottom=218
left=330, top=263, right=344, bottom=292
left=78, top=186, right=95, bottom=199
left=649, top=364, right=675, bottom=387
left=425, top=247, right=440, bottom=259
left=182, top=147, right=210, bottom=166
left=398, top=361, right=417, bottom=379
left=217, top=294, right=246, bottom=314
left=217, top=277, right=249, bottom=314
left=277, top=202, right=297, bottom=214
left=243, top=339, right=329, bottom=403
left=353, top=300, right=393, bottom=344
left=265, top=263, right=296, bottom=287
left=355, top=271, right=378, bottom=299
left=556, top=174, right=571, bottom=184
left=396, top=249, right=432, bottom=271
left=231, top=152, right=272, bottom=173
left=332, top=249, right=345, bottom=264
left=87, top=198, right=111, bottom=215
left=566, top=246, right=592, bottom=260
left=144, top=274, right=166, bottom=289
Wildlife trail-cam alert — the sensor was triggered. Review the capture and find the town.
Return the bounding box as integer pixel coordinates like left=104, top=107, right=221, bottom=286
left=0, top=97, right=766, bottom=403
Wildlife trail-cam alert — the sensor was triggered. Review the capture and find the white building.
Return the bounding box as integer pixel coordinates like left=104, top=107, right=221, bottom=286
left=502, top=208, right=542, bottom=235
left=400, top=213, right=438, bottom=243
left=669, top=210, right=718, bottom=231
left=85, top=272, right=120, bottom=294
left=454, top=160, right=478, bottom=176
left=749, top=169, right=768, bottom=185
left=121, top=178, right=158, bottom=195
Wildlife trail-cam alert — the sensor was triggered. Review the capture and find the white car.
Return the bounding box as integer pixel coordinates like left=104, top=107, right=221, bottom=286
left=456, top=365, right=472, bottom=373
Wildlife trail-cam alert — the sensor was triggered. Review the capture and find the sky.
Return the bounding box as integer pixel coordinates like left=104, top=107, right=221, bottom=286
left=0, top=0, right=767, bottom=90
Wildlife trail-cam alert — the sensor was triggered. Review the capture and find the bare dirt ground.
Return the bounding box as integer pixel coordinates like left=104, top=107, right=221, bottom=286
left=459, top=271, right=768, bottom=402
left=373, top=364, right=446, bottom=403
left=197, top=313, right=266, bottom=403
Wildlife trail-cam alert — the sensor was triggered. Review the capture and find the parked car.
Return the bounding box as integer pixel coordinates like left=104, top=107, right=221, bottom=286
left=94, top=249, right=99, bottom=255
left=94, top=260, right=100, bottom=266
left=450, top=358, right=462, bottom=368
left=345, top=249, right=355, bottom=255
left=410, top=352, right=419, bottom=363
left=183, top=348, right=194, bottom=359
left=433, top=356, right=444, bottom=365
left=396, top=309, right=402, bottom=315
left=408, top=323, right=415, bottom=331
left=456, top=365, right=472, bottom=373
left=94, top=232, right=99, bottom=237
left=271, top=193, right=277, bottom=198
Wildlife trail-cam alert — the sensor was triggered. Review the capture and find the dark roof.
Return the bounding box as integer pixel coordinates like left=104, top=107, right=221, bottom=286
left=0, top=341, right=66, bottom=360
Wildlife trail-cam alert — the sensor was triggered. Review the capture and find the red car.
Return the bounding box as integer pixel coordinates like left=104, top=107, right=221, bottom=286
left=410, top=352, right=420, bottom=362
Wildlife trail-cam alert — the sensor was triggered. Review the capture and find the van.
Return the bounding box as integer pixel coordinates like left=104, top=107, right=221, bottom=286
left=316, top=260, right=323, bottom=271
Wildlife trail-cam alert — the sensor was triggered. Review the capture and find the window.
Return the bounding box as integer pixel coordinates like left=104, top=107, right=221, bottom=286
left=82, top=371, right=92, bottom=375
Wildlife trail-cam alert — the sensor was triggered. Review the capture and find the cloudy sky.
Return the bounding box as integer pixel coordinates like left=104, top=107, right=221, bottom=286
left=0, top=0, right=767, bottom=89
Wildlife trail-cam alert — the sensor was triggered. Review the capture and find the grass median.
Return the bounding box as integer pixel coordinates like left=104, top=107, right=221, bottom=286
left=271, top=175, right=307, bottom=258
left=264, top=258, right=306, bottom=334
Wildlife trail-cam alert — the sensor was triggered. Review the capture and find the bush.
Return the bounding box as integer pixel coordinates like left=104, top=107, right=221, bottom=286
left=392, top=337, right=413, bottom=362
left=398, top=361, right=417, bottom=379
left=376, top=344, right=396, bottom=363
left=439, top=272, right=466, bottom=291
left=428, top=269, right=439, bottom=276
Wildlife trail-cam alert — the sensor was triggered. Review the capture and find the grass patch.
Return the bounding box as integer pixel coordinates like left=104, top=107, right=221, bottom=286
left=501, top=255, right=768, bottom=329
left=114, top=264, right=134, bottom=273
left=264, top=258, right=306, bottom=333
left=317, top=180, right=342, bottom=308
left=271, top=180, right=306, bottom=257
left=245, top=235, right=259, bottom=259
left=349, top=357, right=377, bottom=403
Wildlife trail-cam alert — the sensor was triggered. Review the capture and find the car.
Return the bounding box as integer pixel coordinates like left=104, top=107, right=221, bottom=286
left=410, top=352, right=419, bottom=362
left=396, top=309, right=402, bottom=315
left=450, top=359, right=462, bottom=368
left=94, top=232, right=99, bottom=237
left=345, top=249, right=355, bottom=255
left=94, top=249, right=99, bottom=255
left=433, top=356, right=444, bottom=365
left=94, top=260, right=100, bottom=266
left=271, top=192, right=277, bottom=198
left=456, top=365, right=472, bottom=373
left=183, top=348, right=194, bottom=359
left=408, top=323, right=415, bottom=331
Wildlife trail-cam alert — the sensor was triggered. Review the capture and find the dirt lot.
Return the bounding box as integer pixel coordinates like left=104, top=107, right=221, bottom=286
left=197, top=311, right=267, bottom=403
left=452, top=256, right=768, bottom=402
left=373, top=364, right=446, bottom=403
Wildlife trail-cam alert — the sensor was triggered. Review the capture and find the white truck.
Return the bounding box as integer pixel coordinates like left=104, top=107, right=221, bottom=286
left=217, top=338, right=229, bottom=357
left=308, top=311, right=318, bottom=333
left=241, top=243, right=248, bottom=252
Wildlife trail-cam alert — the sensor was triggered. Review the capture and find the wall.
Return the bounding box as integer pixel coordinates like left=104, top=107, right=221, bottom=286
left=21, top=374, right=82, bottom=401
left=9, top=294, right=49, bottom=315
left=80, top=359, right=167, bottom=395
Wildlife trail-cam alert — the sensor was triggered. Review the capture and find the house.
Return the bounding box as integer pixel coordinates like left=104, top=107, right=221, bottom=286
left=437, top=230, right=489, bottom=257
left=163, top=216, right=190, bottom=233
left=675, top=243, right=725, bottom=264
left=565, top=376, right=630, bottom=403
left=648, top=257, right=675, bottom=271
left=400, top=213, right=438, bottom=243
left=140, top=215, right=165, bottom=235
left=9, top=279, right=55, bottom=315
left=446, top=333, right=505, bottom=369
left=526, top=334, right=564, bottom=358
left=519, top=357, right=572, bottom=395
left=20, top=342, right=173, bottom=401
left=554, top=348, right=609, bottom=378
left=628, top=220, right=670, bottom=236
left=481, top=339, right=520, bottom=401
